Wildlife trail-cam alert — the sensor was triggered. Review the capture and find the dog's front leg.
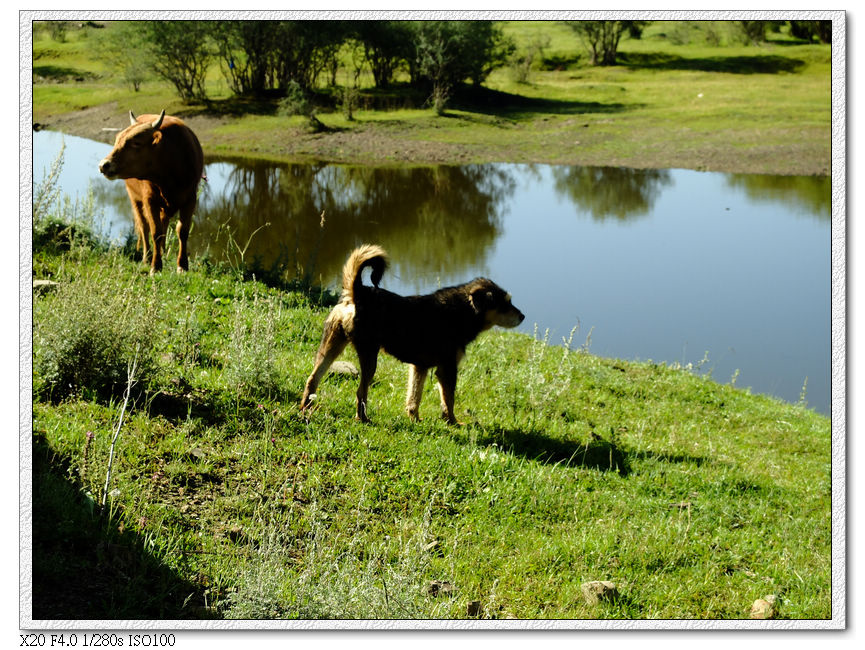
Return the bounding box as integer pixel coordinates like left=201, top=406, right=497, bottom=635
left=406, top=365, right=429, bottom=420
left=435, top=363, right=460, bottom=425
left=355, top=350, right=379, bottom=423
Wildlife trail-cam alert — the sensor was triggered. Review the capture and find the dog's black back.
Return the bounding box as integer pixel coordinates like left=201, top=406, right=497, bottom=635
left=352, top=282, right=493, bottom=369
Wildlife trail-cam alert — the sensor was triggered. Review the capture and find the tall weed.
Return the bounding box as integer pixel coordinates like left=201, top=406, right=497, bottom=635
left=33, top=260, right=160, bottom=400
left=223, top=287, right=283, bottom=401
left=225, top=500, right=444, bottom=619
left=34, top=142, right=107, bottom=252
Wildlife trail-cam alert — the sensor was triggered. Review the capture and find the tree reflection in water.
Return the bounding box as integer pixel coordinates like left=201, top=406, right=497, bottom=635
left=192, top=160, right=517, bottom=291
left=550, top=166, right=673, bottom=222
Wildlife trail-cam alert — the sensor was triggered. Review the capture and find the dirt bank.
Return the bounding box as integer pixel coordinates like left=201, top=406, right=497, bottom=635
left=38, top=102, right=830, bottom=176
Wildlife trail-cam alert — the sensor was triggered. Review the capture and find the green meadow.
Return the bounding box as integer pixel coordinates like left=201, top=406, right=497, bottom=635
left=29, top=18, right=834, bottom=621
left=31, top=200, right=831, bottom=620
left=32, top=20, right=831, bottom=175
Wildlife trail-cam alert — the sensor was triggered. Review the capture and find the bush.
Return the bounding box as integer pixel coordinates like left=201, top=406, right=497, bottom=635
left=33, top=262, right=160, bottom=400
left=509, top=34, right=551, bottom=84
left=277, top=81, right=311, bottom=117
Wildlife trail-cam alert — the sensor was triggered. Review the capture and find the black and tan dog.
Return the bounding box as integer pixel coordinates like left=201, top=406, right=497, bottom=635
left=300, top=244, right=525, bottom=424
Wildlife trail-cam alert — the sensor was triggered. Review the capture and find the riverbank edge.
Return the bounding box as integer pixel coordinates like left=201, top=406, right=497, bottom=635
left=36, top=101, right=830, bottom=177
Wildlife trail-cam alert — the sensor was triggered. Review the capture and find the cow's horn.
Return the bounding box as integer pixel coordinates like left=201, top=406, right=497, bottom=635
left=151, top=110, right=166, bottom=130
left=129, top=110, right=137, bottom=126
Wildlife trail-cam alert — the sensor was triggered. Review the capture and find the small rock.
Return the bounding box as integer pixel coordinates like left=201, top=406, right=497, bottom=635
left=750, top=594, right=779, bottom=619
left=33, top=279, right=59, bottom=292
left=227, top=525, right=245, bottom=542
left=580, top=580, right=619, bottom=606
left=466, top=600, right=482, bottom=617
left=329, top=360, right=358, bottom=376
left=427, top=580, right=455, bottom=597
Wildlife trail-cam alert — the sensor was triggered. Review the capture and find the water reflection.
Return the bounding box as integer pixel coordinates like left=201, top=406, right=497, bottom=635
left=194, top=161, right=516, bottom=289
left=724, top=174, right=831, bottom=220
left=551, top=166, right=673, bottom=221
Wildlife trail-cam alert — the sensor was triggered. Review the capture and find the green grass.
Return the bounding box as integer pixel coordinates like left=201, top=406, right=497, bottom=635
left=31, top=19, right=832, bottom=175
left=30, top=190, right=831, bottom=621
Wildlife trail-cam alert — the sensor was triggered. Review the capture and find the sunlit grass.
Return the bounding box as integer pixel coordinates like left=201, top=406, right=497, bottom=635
left=32, top=184, right=831, bottom=619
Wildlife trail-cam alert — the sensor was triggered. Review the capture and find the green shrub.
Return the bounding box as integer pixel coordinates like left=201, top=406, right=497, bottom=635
left=33, top=262, right=160, bottom=400
left=277, top=80, right=312, bottom=117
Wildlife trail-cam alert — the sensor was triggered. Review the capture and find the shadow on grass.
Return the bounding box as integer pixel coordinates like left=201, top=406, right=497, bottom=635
left=450, top=85, right=632, bottom=118
left=617, top=51, right=806, bottom=74
left=631, top=448, right=715, bottom=468
left=31, top=434, right=215, bottom=621
left=473, top=427, right=631, bottom=476
left=184, top=83, right=633, bottom=123
left=33, top=65, right=99, bottom=82
left=468, top=426, right=722, bottom=477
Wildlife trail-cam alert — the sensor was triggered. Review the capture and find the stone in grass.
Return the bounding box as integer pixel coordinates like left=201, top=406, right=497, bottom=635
left=749, top=594, right=779, bottom=620
left=329, top=361, right=358, bottom=376
left=33, top=279, right=59, bottom=292
left=428, top=580, right=456, bottom=597
left=580, top=580, right=619, bottom=606
left=466, top=600, right=482, bottom=617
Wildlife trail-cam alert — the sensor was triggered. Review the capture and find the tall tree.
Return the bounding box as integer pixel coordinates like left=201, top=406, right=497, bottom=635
left=565, top=20, right=647, bottom=66
left=141, top=21, right=214, bottom=101
left=211, top=21, right=281, bottom=96
left=353, top=21, right=413, bottom=89
left=414, top=21, right=513, bottom=112
left=93, top=21, right=150, bottom=92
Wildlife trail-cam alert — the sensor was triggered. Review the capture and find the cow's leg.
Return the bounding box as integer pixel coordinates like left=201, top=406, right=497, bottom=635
left=405, top=365, right=429, bottom=421
left=301, top=315, right=349, bottom=412
left=175, top=201, right=195, bottom=272
left=133, top=200, right=150, bottom=265
left=142, top=198, right=165, bottom=274
left=125, top=188, right=150, bottom=266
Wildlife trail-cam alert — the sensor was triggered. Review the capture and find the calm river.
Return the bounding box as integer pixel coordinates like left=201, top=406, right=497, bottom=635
left=32, top=130, right=832, bottom=415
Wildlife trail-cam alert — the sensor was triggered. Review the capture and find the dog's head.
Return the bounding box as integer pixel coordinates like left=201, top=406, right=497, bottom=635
left=468, top=279, right=525, bottom=329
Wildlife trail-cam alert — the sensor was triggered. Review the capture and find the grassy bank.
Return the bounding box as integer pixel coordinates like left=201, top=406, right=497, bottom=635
left=30, top=201, right=831, bottom=621
left=31, top=20, right=832, bottom=175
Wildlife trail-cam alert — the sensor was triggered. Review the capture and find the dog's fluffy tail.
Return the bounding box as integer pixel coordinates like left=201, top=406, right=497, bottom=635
left=341, top=244, right=388, bottom=303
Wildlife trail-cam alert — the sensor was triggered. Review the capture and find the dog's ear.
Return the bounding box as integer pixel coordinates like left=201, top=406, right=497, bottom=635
left=469, top=284, right=494, bottom=313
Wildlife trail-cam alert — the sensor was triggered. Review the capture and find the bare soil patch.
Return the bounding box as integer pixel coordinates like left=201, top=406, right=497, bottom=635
left=36, top=103, right=829, bottom=176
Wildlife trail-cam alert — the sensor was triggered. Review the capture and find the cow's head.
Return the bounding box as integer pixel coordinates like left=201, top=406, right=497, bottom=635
left=98, top=110, right=166, bottom=180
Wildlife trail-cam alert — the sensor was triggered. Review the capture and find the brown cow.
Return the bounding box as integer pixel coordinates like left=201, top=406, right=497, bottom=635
left=98, top=110, right=204, bottom=273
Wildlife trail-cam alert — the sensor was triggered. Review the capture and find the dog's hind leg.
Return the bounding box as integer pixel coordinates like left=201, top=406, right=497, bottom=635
left=301, top=316, right=349, bottom=412
left=355, top=349, right=379, bottom=423
left=405, top=365, right=429, bottom=421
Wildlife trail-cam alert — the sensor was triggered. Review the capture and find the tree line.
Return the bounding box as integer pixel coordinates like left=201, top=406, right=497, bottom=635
left=88, top=19, right=832, bottom=108
left=96, top=20, right=513, bottom=112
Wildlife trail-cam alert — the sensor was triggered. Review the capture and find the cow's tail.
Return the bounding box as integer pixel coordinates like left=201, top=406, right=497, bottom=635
left=341, top=244, right=388, bottom=304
